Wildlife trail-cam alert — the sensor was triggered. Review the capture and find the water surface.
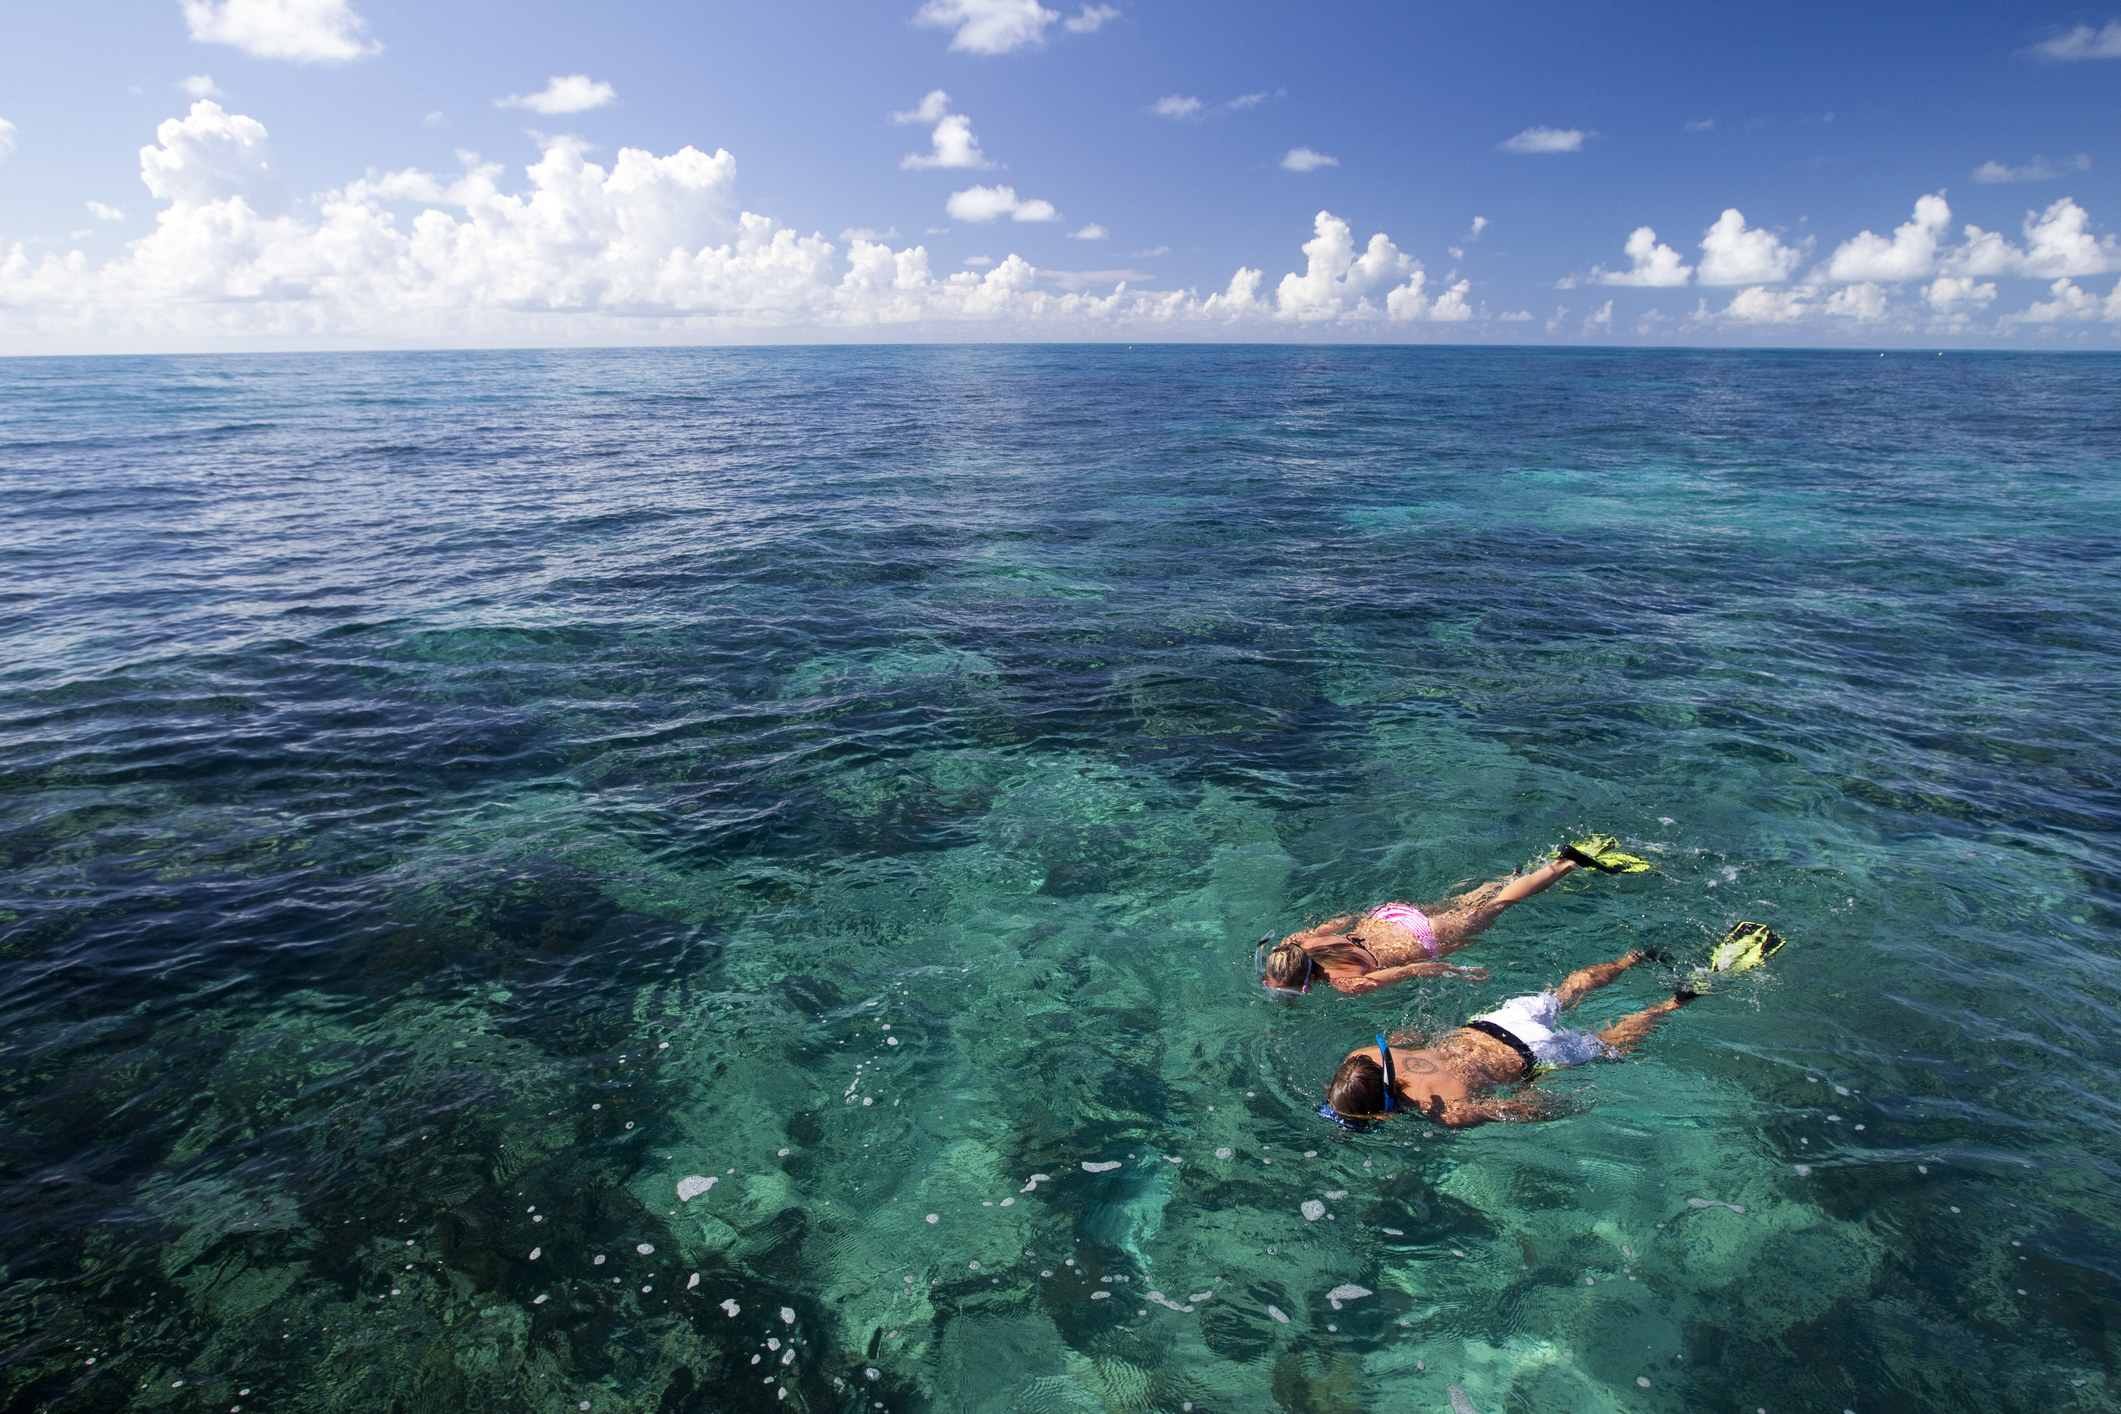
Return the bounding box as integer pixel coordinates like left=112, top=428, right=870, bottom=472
left=2, top=346, right=2118, bottom=1413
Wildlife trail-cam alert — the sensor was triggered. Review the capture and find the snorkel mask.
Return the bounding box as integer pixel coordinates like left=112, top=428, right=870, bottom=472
left=1316, top=1034, right=1397, bottom=1132
left=1256, top=933, right=1313, bottom=1004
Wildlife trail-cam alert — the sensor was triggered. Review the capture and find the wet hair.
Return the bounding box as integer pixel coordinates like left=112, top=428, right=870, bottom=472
left=1327, top=1053, right=1390, bottom=1120
left=1264, top=937, right=1375, bottom=991
left=1262, top=942, right=1314, bottom=990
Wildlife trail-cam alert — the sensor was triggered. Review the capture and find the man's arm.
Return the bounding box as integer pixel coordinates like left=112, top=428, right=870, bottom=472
left=1457, top=1093, right=1553, bottom=1125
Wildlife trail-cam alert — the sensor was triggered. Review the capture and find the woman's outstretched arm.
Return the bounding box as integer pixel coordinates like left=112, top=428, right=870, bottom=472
left=1331, top=960, right=1489, bottom=993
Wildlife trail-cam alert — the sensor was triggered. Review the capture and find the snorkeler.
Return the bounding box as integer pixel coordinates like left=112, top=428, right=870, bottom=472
left=1259, top=835, right=1651, bottom=1000
left=1319, top=922, right=1786, bottom=1130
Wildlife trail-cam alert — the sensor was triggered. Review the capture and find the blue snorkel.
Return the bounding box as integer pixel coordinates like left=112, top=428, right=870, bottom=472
left=1317, top=1034, right=1398, bottom=1133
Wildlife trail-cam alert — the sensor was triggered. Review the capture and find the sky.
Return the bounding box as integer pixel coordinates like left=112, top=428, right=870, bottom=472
left=1, top=0, right=2119, bottom=351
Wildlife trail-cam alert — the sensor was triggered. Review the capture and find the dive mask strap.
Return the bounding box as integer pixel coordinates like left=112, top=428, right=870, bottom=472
left=1375, top=1034, right=1397, bottom=1113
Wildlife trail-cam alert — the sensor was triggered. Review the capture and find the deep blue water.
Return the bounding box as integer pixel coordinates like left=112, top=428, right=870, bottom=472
left=2, top=345, right=2118, bottom=1414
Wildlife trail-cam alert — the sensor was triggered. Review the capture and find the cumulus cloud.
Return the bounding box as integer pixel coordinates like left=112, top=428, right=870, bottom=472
left=2008, top=277, right=2121, bottom=323
left=1723, top=286, right=1812, bottom=322
left=1468, top=216, right=1488, bottom=239
left=1150, top=95, right=1204, bottom=119
left=87, top=201, right=127, bottom=221
left=1063, top=4, right=1119, bottom=33
left=1500, top=127, right=1585, bottom=154
left=2026, top=19, right=2121, bottom=60
left=1825, top=193, right=1950, bottom=282
left=1824, top=281, right=1887, bottom=320
left=181, top=0, right=378, bottom=63
left=180, top=75, right=226, bottom=99
left=0, top=111, right=1494, bottom=344
left=499, top=76, right=617, bottom=116
left=1226, top=92, right=1271, bottom=111
left=1593, top=226, right=1692, bottom=286
left=1067, top=223, right=1107, bottom=240
left=915, top=0, right=1059, bottom=54
left=1951, top=198, right=2121, bottom=278
left=1925, top=275, right=1995, bottom=313
left=892, top=90, right=951, bottom=126
left=906, top=114, right=987, bottom=168
left=0, top=119, right=14, bottom=164
left=1697, top=208, right=1803, bottom=285
left=1281, top=147, right=1337, bottom=172
left=947, top=184, right=1058, bottom=222
left=1975, top=154, right=2090, bottom=183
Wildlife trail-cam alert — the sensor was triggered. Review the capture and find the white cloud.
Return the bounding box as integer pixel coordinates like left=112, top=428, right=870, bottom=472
left=1684, top=118, right=1715, bottom=132
left=1041, top=267, right=1151, bottom=290
left=1067, top=223, right=1107, bottom=240
left=1594, top=225, right=1692, bottom=286
left=1498, top=309, right=1533, bottom=321
left=1975, top=154, right=2090, bottom=183
left=1824, top=281, right=1887, bottom=320
left=1132, top=245, right=1169, bottom=257
left=1151, top=95, right=1204, bottom=119
left=892, top=91, right=952, bottom=126
left=946, top=184, right=1058, bottom=222
left=180, top=75, right=225, bottom=99
left=1500, top=127, right=1585, bottom=154
left=0, top=119, right=14, bottom=164
left=903, top=113, right=990, bottom=169
left=138, top=101, right=286, bottom=212
left=1468, top=216, right=1488, bottom=239
left=1697, top=208, right=1803, bottom=285
left=0, top=105, right=1612, bottom=343
left=1824, top=193, right=1950, bottom=282
left=1723, top=286, right=1812, bottom=322
left=1063, top=4, right=1119, bottom=33
left=1951, top=198, right=2121, bottom=278
left=1225, top=92, right=1270, bottom=111
left=1281, top=147, right=1337, bottom=172
left=87, top=201, right=127, bottom=221
left=915, top=0, right=1059, bottom=54
left=181, top=0, right=378, bottom=63
left=1584, top=300, right=1613, bottom=332
left=2026, top=19, right=2121, bottom=60
left=498, top=76, right=616, bottom=116
left=1925, top=275, right=1995, bottom=313
left=2008, top=277, right=2121, bottom=323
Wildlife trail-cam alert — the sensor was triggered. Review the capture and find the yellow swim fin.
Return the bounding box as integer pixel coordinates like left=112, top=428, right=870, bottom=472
left=1561, top=834, right=1655, bottom=874
left=1703, top=921, right=1786, bottom=975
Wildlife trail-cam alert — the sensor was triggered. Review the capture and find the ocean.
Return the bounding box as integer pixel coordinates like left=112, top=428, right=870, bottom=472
left=2, top=345, right=2117, bottom=1413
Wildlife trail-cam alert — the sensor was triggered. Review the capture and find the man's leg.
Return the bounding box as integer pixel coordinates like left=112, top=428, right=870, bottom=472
left=1595, top=994, right=1693, bottom=1054
left=1553, top=947, right=1656, bottom=1009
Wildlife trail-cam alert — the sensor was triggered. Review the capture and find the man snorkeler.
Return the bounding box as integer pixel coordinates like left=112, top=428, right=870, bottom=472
left=1320, top=923, right=1786, bottom=1130
left=1259, top=835, right=1651, bottom=1001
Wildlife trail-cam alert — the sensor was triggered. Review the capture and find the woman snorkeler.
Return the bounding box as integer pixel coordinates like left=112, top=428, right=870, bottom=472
left=1258, top=835, right=1650, bottom=1000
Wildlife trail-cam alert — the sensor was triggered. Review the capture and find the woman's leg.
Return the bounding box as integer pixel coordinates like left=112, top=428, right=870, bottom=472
left=1553, top=947, right=1654, bottom=1008
left=1428, top=856, right=1582, bottom=953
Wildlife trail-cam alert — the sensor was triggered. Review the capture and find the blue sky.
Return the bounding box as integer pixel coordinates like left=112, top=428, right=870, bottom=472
left=2, top=0, right=2118, bottom=349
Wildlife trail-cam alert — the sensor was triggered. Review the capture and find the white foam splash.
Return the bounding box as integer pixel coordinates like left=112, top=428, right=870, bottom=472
left=1381, top=1227, right=1405, bottom=1236
left=1186, top=1290, right=1212, bottom=1303
left=1449, top=1386, right=1481, bottom=1414
left=636, top=1243, right=655, bottom=1255
left=677, top=1176, right=717, bottom=1202
left=687, top=1273, right=701, bottom=1290
left=1215, top=1147, right=1233, bottom=1160
left=720, top=1299, right=741, bottom=1317
left=1090, top=1291, right=1111, bottom=1300
left=1301, top=1200, right=1326, bottom=1222
left=528, top=1247, right=541, bottom=1260
left=1147, top=1291, right=1193, bottom=1312
left=1325, top=1283, right=1371, bottom=1310
left=1020, top=1174, right=1052, bottom=1192
left=1081, top=1160, right=1121, bottom=1173
left=1267, top=1305, right=1290, bottom=1324
left=1688, top=1197, right=1746, bottom=1213
left=1323, top=1190, right=1348, bottom=1200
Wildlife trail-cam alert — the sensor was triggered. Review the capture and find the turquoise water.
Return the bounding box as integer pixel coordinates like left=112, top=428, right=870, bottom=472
left=2, top=346, right=2117, bottom=1414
